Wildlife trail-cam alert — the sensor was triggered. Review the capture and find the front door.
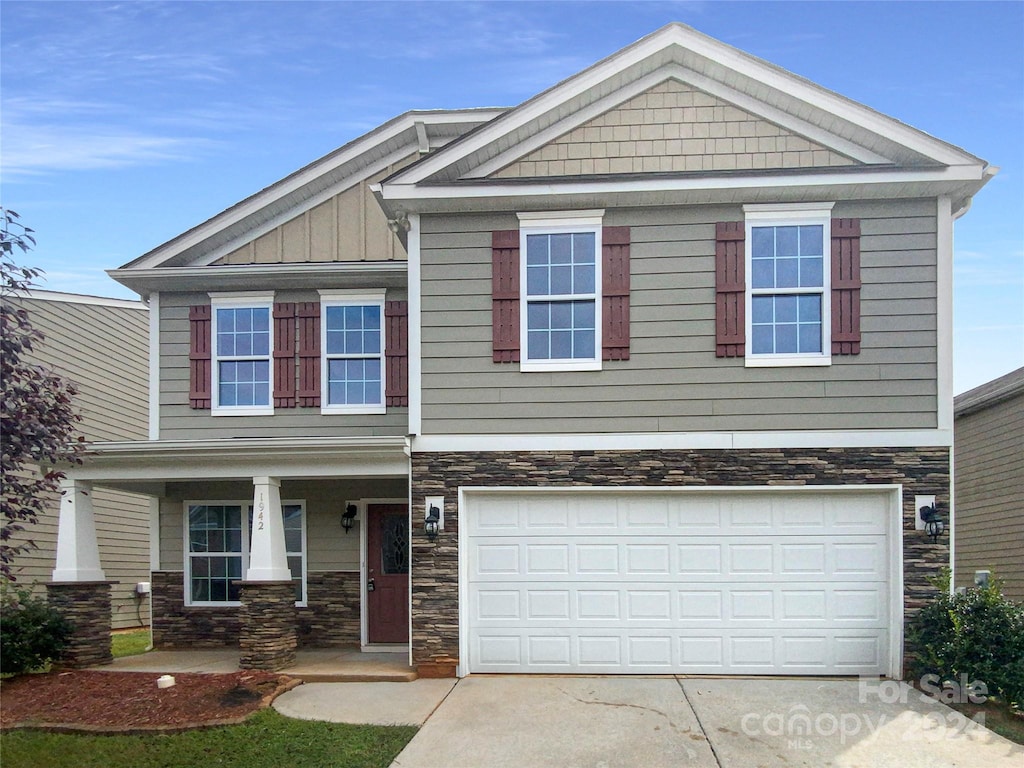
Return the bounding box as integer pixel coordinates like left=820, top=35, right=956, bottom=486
left=366, top=504, right=410, bottom=644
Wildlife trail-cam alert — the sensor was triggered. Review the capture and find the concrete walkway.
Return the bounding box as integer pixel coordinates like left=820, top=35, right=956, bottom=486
left=274, top=679, right=457, bottom=726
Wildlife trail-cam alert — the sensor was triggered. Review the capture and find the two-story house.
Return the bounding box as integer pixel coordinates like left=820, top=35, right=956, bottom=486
left=51, top=23, right=992, bottom=678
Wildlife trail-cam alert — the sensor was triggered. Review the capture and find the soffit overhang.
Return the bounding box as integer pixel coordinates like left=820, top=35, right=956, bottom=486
left=379, top=163, right=993, bottom=217
left=67, top=437, right=410, bottom=494
left=110, top=261, right=408, bottom=297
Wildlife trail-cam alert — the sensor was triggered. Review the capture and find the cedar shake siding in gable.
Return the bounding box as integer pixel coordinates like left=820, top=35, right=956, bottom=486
left=160, top=290, right=408, bottom=440
left=493, top=79, right=857, bottom=179
left=419, top=198, right=938, bottom=435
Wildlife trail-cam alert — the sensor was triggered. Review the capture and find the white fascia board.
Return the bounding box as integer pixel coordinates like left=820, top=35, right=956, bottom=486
left=381, top=165, right=985, bottom=203
left=466, top=65, right=888, bottom=180
left=389, top=24, right=979, bottom=186
left=412, top=429, right=952, bottom=453
left=124, top=110, right=503, bottom=271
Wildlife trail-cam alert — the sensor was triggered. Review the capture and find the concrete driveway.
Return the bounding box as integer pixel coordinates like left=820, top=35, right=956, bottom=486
left=390, top=677, right=1024, bottom=768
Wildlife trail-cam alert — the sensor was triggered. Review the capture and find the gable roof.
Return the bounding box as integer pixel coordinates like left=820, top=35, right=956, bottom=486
left=955, top=367, right=1024, bottom=417
left=377, top=23, right=993, bottom=214
left=112, top=108, right=505, bottom=276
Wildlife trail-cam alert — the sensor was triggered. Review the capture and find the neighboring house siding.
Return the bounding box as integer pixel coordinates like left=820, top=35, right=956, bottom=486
left=419, top=198, right=937, bottom=435
left=158, top=290, right=408, bottom=439
left=213, top=155, right=416, bottom=265
left=9, top=296, right=150, bottom=630
left=953, top=374, right=1024, bottom=600
left=493, top=79, right=856, bottom=178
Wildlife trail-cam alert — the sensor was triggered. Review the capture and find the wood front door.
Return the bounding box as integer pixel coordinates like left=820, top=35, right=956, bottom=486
left=366, top=504, right=410, bottom=644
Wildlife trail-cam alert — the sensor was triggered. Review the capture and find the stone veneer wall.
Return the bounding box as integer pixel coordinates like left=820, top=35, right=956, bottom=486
left=410, top=447, right=950, bottom=674
left=151, top=570, right=361, bottom=649
left=297, top=572, right=361, bottom=646
left=47, top=582, right=114, bottom=668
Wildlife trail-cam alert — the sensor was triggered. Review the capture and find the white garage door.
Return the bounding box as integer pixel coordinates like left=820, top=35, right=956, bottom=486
left=465, top=489, right=895, bottom=675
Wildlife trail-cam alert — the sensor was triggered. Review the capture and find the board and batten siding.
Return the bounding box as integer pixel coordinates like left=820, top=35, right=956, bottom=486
left=953, top=377, right=1024, bottom=601
left=212, top=155, right=416, bottom=265
left=158, top=289, right=408, bottom=440
left=419, top=199, right=938, bottom=435
left=9, top=296, right=151, bottom=629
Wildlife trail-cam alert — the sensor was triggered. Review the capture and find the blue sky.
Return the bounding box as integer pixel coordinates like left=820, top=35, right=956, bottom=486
left=2, top=1, right=1021, bottom=393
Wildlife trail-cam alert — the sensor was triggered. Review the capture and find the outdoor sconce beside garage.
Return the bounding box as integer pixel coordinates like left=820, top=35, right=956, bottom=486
left=424, top=496, right=444, bottom=542
left=916, top=495, right=945, bottom=543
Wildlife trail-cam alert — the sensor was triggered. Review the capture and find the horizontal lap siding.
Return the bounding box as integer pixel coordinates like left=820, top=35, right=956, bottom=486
left=420, top=199, right=937, bottom=434
left=15, top=299, right=151, bottom=629
left=954, top=391, right=1024, bottom=599
left=159, top=291, right=408, bottom=439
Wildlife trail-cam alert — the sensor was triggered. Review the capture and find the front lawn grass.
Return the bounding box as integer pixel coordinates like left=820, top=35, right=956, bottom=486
left=111, top=629, right=151, bottom=658
left=0, top=709, right=417, bottom=768
left=947, top=699, right=1024, bottom=746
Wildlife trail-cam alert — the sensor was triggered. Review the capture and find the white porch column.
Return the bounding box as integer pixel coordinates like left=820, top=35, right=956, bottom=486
left=246, top=476, right=291, bottom=581
left=51, top=478, right=106, bottom=582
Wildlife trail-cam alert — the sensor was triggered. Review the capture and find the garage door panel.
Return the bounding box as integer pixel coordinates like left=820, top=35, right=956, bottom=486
left=466, top=490, right=894, bottom=675
left=470, top=628, right=889, bottom=674
left=472, top=582, right=886, bottom=628
left=471, top=537, right=887, bottom=582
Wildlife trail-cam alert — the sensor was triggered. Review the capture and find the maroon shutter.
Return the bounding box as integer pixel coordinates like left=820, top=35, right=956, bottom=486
left=831, top=218, right=862, bottom=355
left=492, top=230, right=520, bottom=363
left=385, top=301, right=409, bottom=406
left=602, top=226, right=630, bottom=361
left=297, top=302, right=321, bottom=407
left=273, top=303, right=297, bottom=408
left=715, top=222, right=745, bottom=357
left=189, top=305, right=212, bottom=409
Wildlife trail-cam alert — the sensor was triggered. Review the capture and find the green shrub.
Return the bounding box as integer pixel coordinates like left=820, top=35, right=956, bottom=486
left=908, top=571, right=1024, bottom=709
left=0, top=581, right=72, bottom=675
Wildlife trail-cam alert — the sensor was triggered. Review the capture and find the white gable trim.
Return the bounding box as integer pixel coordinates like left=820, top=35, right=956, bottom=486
left=193, top=143, right=417, bottom=267
left=466, top=64, right=887, bottom=180
left=389, top=24, right=979, bottom=186
left=124, top=110, right=504, bottom=271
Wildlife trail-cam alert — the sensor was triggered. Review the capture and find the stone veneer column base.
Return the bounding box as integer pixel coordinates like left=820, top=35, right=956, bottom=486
left=46, top=581, right=115, bottom=668
left=237, top=581, right=297, bottom=671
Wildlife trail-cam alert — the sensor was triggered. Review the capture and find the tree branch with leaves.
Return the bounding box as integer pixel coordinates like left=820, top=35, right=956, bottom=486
left=1, top=208, right=85, bottom=581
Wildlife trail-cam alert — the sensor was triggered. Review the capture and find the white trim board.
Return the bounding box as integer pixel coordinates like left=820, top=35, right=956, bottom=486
left=389, top=22, right=981, bottom=188
left=413, top=429, right=952, bottom=453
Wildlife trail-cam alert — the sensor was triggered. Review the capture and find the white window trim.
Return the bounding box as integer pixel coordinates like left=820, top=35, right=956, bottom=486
left=743, top=205, right=833, bottom=368
left=319, top=290, right=387, bottom=415
left=518, top=212, right=604, bottom=373
left=183, top=499, right=307, bottom=608
left=210, top=293, right=275, bottom=416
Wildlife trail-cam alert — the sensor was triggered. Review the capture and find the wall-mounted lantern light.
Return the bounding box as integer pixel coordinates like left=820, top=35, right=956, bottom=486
left=918, top=503, right=945, bottom=543
left=425, top=505, right=441, bottom=542
left=342, top=503, right=358, bottom=534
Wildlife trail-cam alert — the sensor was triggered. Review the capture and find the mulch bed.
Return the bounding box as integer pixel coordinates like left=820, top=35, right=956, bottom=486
left=0, top=670, right=301, bottom=734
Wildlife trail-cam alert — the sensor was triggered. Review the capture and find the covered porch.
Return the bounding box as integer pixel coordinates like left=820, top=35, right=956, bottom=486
left=99, top=646, right=417, bottom=682
left=51, top=436, right=414, bottom=673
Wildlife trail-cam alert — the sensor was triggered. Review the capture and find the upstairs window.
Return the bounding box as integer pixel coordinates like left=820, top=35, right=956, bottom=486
left=744, top=206, right=832, bottom=366
left=519, top=212, right=603, bottom=372
left=320, top=291, right=385, bottom=414
left=211, top=294, right=274, bottom=415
